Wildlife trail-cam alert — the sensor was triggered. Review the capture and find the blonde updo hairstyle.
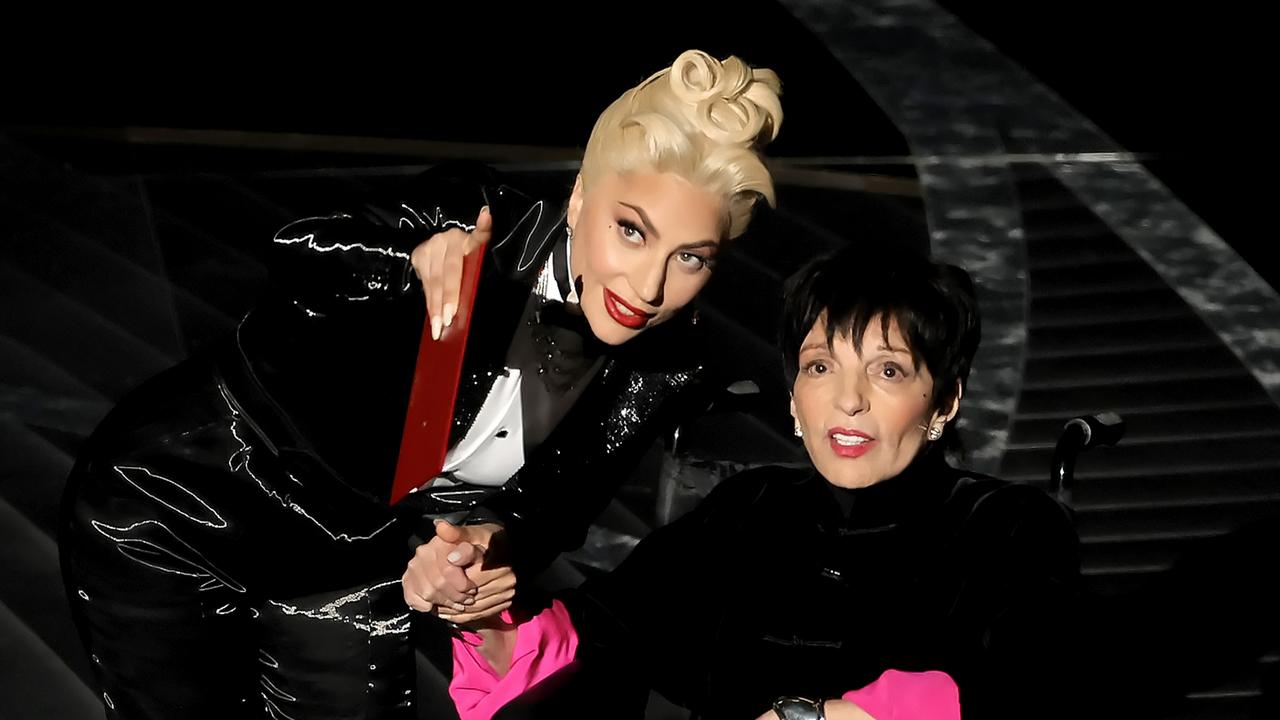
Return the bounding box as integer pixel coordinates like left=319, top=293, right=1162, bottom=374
left=578, top=49, right=783, bottom=239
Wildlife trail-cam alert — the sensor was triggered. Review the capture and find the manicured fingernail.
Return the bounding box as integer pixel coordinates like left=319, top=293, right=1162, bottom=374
left=452, top=603, right=466, bottom=612
left=480, top=205, right=489, bottom=216
left=462, top=597, right=475, bottom=606
left=431, top=316, right=442, bottom=341
left=443, top=303, right=456, bottom=327
left=447, top=551, right=462, bottom=563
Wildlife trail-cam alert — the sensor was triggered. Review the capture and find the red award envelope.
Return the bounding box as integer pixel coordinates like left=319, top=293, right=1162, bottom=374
left=389, top=250, right=485, bottom=505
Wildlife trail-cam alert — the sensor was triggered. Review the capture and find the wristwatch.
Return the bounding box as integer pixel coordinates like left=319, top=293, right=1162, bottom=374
left=772, top=695, right=826, bottom=720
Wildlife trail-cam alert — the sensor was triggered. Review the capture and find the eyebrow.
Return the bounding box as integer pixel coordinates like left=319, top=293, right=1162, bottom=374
left=875, top=343, right=913, bottom=356
left=678, top=239, right=721, bottom=252
left=619, top=202, right=661, bottom=240
left=801, top=335, right=914, bottom=361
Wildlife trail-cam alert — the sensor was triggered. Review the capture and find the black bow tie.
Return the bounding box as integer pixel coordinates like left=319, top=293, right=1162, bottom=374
left=529, top=300, right=605, bottom=393
left=535, top=300, right=590, bottom=336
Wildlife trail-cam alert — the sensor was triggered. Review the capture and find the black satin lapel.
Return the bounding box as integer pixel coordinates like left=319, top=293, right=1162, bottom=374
left=446, top=269, right=523, bottom=447
left=449, top=190, right=567, bottom=446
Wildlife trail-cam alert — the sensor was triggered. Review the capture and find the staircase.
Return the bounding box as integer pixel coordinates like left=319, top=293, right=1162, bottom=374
left=999, top=165, right=1280, bottom=718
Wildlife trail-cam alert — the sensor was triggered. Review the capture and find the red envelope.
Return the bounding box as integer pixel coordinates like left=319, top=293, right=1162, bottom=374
left=390, top=250, right=485, bottom=504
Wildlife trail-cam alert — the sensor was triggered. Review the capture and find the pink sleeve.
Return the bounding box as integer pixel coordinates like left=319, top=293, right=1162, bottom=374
left=449, top=600, right=580, bottom=720
left=841, top=669, right=961, bottom=720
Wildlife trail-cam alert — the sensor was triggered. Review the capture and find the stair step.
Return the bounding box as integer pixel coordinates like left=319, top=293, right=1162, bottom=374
left=1019, top=200, right=1110, bottom=229
left=0, top=417, right=76, bottom=537
left=1021, top=365, right=1243, bottom=391
left=1075, top=501, right=1280, bottom=544
left=1023, top=217, right=1117, bottom=243
left=1, top=202, right=187, bottom=357
left=1032, top=257, right=1153, bottom=285
left=1009, top=165, right=1076, bottom=205
left=1027, top=243, right=1139, bottom=272
left=1031, top=271, right=1167, bottom=299
left=1081, top=538, right=1194, bottom=575
left=147, top=211, right=266, bottom=351
left=0, top=334, right=111, bottom=438
left=1008, top=428, right=1280, bottom=457
left=0, top=496, right=95, bottom=688
left=1029, top=285, right=1187, bottom=325
left=143, top=174, right=295, bottom=240
left=1001, top=434, right=1280, bottom=481
left=233, top=173, right=386, bottom=221
left=1015, top=374, right=1268, bottom=418
left=0, top=136, right=162, bottom=256
left=0, top=600, right=102, bottom=720
left=1006, top=464, right=1280, bottom=501
left=1027, top=316, right=1215, bottom=357
left=1008, top=404, right=1280, bottom=446
left=1029, top=302, right=1190, bottom=329
left=0, top=265, right=176, bottom=398
left=20, top=203, right=241, bottom=352
left=1020, top=343, right=1247, bottom=387
left=1027, top=336, right=1222, bottom=361
left=1163, top=696, right=1262, bottom=720
left=1066, top=466, right=1280, bottom=511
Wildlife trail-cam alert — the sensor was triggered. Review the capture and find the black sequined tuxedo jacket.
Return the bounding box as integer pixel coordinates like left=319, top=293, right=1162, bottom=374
left=59, top=162, right=718, bottom=720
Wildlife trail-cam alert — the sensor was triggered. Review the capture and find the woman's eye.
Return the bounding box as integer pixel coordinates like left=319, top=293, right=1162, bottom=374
left=618, top=220, right=643, bottom=243
left=879, top=362, right=908, bottom=380
left=676, top=252, right=708, bottom=271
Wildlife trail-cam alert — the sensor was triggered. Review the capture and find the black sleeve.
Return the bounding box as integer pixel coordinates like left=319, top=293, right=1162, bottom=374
left=264, top=160, right=500, bottom=315
left=561, top=469, right=772, bottom=707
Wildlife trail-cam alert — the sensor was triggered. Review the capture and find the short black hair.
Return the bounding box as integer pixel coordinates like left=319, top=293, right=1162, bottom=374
left=780, top=243, right=981, bottom=422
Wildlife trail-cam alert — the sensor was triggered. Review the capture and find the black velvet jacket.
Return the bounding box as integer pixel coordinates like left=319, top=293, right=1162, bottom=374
left=59, top=162, right=718, bottom=719
left=567, top=452, right=1082, bottom=720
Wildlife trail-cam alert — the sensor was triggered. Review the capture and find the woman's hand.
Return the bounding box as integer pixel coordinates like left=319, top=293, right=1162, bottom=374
left=434, top=521, right=517, bottom=625
left=410, top=205, right=492, bottom=340
left=401, top=520, right=496, bottom=612
left=401, top=528, right=475, bottom=613
left=435, top=561, right=517, bottom=625
left=402, top=520, right=514, bottom=624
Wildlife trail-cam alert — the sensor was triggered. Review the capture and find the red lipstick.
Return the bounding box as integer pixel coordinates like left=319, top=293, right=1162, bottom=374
left=603, top=288, right=655, bottom=330
left=827, top=427, right=876, bottom=458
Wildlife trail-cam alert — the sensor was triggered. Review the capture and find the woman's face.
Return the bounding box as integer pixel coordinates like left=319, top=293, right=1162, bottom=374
left=567, top=170, right=724, bottom=346
left=790, top=314, right=959, bottom=489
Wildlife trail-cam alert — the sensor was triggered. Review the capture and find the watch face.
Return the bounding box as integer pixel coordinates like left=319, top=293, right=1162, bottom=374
left=773, top=697, right=822, bottom=720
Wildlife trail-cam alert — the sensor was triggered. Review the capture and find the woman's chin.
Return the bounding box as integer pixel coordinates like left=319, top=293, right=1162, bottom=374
left=583, top=307, right=645, bottom=346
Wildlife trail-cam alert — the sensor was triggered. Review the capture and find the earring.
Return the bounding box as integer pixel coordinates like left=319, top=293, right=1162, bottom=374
left=794, top=422, right=803, bottom=438
left=927, top=425, right=944, bottom=441
left=565, top=226, right=574, bottom=242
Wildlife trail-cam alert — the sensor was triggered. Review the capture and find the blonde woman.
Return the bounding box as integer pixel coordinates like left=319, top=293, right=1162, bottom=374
left=62, top=50, right=782, bottom=720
